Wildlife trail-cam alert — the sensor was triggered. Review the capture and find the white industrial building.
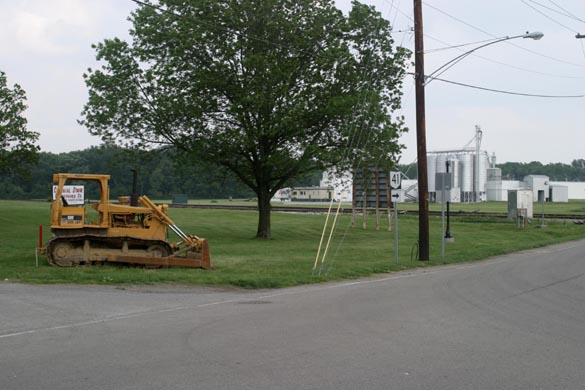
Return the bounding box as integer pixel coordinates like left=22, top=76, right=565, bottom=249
left=426, top=126, right=493, bottom=203
left=549, top=181, right=585, bottom=200
left=426, top=154, right=572, bottom=203
left=273, top=127, right=583, bottom=203
left=485, top=173, right=571, bottom=203
left=422, top=126, right=575, bottom=203
left=427, top=150, right=493, bottom=203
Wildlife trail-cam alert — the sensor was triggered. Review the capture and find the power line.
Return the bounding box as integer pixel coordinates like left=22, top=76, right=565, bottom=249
left=427, top=75, right=585, bottom=98
left=423, top=1, right=585, bottom=68
left=406, top=71, right=585, bottom=97
left=423, top=33, right=585, bottom=80
left=425, top=37, right=501, bottom=53
left=525, top=0, right=585, bottom=24
left=521, top=0, right=585, bottom=64
left=394, top=2, right=585, bottom=74
left=374, top=2, right=585, bottom=81
left=520, top=0, right=578, bottom=33
left=546, top=0, right=585, bottom=24
left=392, top=28, right=415, bottom=33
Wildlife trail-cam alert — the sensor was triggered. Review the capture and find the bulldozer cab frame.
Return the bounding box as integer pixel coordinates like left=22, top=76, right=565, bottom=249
left=51, top=173, right=111, bottom=228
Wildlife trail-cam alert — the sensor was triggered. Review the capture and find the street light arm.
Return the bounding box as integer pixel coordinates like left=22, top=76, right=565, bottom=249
left=425, top=32, right=544, bottom=86
left=426, top=36, right=513, bottom=83
left=425, top=50, right=476, bottom=84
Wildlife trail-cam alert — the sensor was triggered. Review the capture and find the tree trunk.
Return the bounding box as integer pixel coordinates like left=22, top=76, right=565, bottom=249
left=256, top=189, right=272, bottom=239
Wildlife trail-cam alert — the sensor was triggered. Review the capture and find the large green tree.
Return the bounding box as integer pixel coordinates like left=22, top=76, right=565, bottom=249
left=0, top=70, right=40, bottom=174
left=81, top=0, right=410, bottom=238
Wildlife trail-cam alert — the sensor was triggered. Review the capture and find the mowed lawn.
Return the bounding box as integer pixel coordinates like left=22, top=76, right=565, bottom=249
left=0, top=200, right=584, bottom=288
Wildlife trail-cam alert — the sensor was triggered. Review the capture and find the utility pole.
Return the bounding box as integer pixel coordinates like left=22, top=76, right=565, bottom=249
left=413, top=0, right=430, bottom=261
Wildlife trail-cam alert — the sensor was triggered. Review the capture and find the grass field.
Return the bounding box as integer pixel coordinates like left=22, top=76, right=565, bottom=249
left=1, top=200, right=584, bottom=288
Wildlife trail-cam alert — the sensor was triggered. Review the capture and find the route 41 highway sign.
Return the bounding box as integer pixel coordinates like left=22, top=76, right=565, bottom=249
left=390, top=171, right=401, bottom=190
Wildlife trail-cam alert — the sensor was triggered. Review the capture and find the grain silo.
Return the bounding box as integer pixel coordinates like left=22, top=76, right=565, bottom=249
left=422, top=126, right=493, bottom=203
left=447, top=157, right=460, bottom=189
left=460, top=152, right=474, bottom=201
left=427, top=154, right=437, bottom=193
left=476, top=152, right=489, bottom=201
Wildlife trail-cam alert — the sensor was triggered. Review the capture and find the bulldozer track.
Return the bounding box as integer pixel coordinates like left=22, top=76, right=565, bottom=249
left=46, top=235, right=172, bottom=267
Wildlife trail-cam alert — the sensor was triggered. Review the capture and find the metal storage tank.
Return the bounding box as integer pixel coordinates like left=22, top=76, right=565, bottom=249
left=478, top=152, right=488, bottom=193
left=447, top=157, right=459, bottom=188
left=427, top=154, right=437, bottom=193
left=486, top=181, right=503, bottom=201
left=460, top=153, right=473, bottom=192
left=486, top=168, right=502, bottom=182
left=436, top=154, right=447, bottom=173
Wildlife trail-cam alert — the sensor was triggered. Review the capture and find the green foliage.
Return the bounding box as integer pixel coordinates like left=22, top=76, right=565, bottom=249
left=1, top=200, right=583, bottom=288
left=80, top=0, right=410, bottom=238
left=572, top=159, right=585, bottom=169
left=498, top=161, right=585, bottom=181
left=0, top=145, right=255, bottom=200
left=0, top=70, right=40, bottom=175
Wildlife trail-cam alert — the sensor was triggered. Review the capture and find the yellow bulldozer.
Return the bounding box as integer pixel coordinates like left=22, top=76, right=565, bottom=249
left=44, top=173, right=211, bottom=269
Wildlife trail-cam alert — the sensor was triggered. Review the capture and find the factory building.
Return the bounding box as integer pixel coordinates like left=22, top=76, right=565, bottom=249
left=427, top=150, right=493, bottom=203
left=423, top=127, right=573, bottom=203
left=426, top=150, right=571, bottom=203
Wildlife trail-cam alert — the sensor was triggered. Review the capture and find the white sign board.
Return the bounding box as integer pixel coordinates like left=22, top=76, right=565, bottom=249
left=391, top=189, right=406, bottom=203
left=53, top=185, right=85, bottom=205
left=390, top=171, right=402, bottom=190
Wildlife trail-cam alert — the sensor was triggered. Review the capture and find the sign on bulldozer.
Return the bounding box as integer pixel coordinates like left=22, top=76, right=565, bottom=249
left=52, top=185, right=84, bottom=205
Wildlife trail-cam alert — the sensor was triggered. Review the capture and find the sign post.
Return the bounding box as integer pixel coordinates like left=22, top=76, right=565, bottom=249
left=435, top=172, right=452, bottom=258
left=390, top=171, right=401, bottom=265
left=445, top=161, right=453, bottom=241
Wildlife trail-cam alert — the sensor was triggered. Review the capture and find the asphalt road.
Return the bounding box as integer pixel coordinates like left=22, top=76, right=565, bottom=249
left=1, top=239, right=585, bottom=389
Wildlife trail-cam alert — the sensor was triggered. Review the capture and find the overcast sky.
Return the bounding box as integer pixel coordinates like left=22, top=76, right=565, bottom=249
left=1, top=0, right=583, bottom=164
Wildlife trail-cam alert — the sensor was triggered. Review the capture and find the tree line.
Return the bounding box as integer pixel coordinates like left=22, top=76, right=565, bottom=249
left=0, top=146, right=256, bottom=200
left=497, top=161, right=585, bottom=181
left=0, top=145, right=325, bottom=200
